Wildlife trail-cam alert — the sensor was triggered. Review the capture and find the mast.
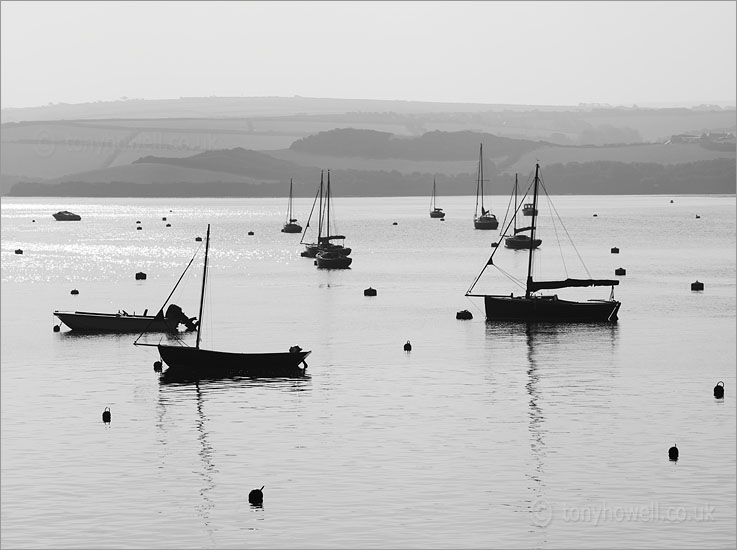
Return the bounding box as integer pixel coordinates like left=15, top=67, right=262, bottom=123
left=326, top=170, right=332, bottom=239
left=287, top=179, right=293, bottom=222
left=195, top=223, right=210, bottom=349
left=513, top=174, right=518, bottom=234
left=475, top=144, right=484, bottom=216
left=431, top=177, right=436, bottom=210
left=525, top=165, right=541, bottom=298
left=317, top=171, right=324, bottom=242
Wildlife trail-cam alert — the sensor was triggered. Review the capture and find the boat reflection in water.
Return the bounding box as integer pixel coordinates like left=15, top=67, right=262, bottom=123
left=485, top=320, right=618, bottom=534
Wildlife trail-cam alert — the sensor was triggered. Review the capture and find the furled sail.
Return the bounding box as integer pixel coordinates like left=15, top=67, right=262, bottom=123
left=527, top=278, right=619, bottom=292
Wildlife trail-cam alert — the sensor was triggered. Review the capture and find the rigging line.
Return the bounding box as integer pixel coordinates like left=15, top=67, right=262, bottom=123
left=133, top=240, right=204, bottom=346
left=299, top=182, right=320, bottom=244
left=493, top=264, right=527, bottom=290
left=540, top=177, right=593, bottom=279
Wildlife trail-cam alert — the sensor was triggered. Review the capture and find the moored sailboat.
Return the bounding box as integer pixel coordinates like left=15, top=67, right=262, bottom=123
left=473, top=143, right=498, bottom=230
left=466, top=163, right=621, bottom=322
left=281, top=179, right=302, bottom=233
left=135, top=224, right=311, bottom=380
left=429, top=177, right=445, bottom=219
left=504, top=174, right=541, bottom=250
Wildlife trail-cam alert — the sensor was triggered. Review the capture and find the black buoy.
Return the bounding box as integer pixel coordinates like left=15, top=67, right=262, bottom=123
left=137, top=226, right=142, bottom=230
left=440, top=218, right=445, bottom=222
left=195, top=236, right=202, bottom=242
left=165, top=223, right=171, bottom=227
left=670, top=199, right=674, bottom=204
left=668, top=444, right=679, bottom=461
left=593, top=214, right=598, bottom=217
left=53, top=324, right=61, bottom=332
left=364, top=287, right=377, bottom=296
left=153, top=361, right=163, bottom=373
left=248, top=231, right=254, bottom=236
left=392, top=222, right=398, bottom=225
left=691, top=280, right=704, bottom=291
left=615, top=267, right=626, bottom=276
left=136, top=220, right=141, bottom=224
left=102, top=407, right=111, bottom=423
left=14, top=249, right=23, bottom=254
left=714, top=381, right=725, bottom=399
left=404, top=340, right=412, bottom=352
left=611, top=247, right=619, bottom=254
left=32, top=219, right=35, bottom=222
left=456, top=310, right=473, bottom=320
left=248, top=486, right=264, bottom=505
left=162, top=217, right=167, bottom=221
left=491, top=242, right=498, bottom=247
left=135, top=272, right=147, bottom=280
left=70, top=289, right=79, bottom=295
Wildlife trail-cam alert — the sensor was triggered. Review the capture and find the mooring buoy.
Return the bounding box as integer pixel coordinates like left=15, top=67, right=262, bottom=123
left=153, top=361, right=163, bottom=373
left=668, top=444, right=678, bottom=461
left=714, top=381, right=725, bottom=399
left=70, top=289, right=79, bottom=295
left=691, top=280, right=704, bottom=291
left=195, top=236, right=202, bottom=242
left=162, top=217, right=167, bottom=221
left=14, top=249, right=23, bottom=255
left=404, top=340, right=412, bottom=352
left=53, top=324, right=61, bottom=332
left=491, top=242, right=498, bottom=247
left=102, top=407, right=111, bottom=423
left=32, top=219, right=35, bottom=222
left=364, top=287, right=377, bottom=296
left=136, top=220, right=141, bottom=224
left=135, top=272, right=147, bottom=280
left=165, top=223, right=171, bottom=227
left=248, top=231, right=254, bottom=236
left=248, top=486, right=264, bottom=505
left=137, top=226, right=142, bottom=230
left=611, top=247, right=619, bottom=254
left=670, top=199, right=674, bottom=204
left=456, top=310, right=473, bottom=320
left=392, top=222, right=398, bottom=225
left=593, top=214, right=598, bottom=217
left=615, top=267, right=626, bottom=276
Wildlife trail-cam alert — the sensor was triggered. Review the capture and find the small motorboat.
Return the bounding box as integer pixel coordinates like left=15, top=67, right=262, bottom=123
left=52, top=210, right=81, bottom=221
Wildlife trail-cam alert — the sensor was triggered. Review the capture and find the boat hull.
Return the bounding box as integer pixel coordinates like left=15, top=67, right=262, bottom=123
left=474, top=215, right=499, bottom=230
left=483, top=295, right=620, bottom=322
left=316, top=253, right=352, bottom=269
left=53, top=211, right=81, bottom=221
left=504, top=236, right=542, bottom=249
left=430, top=209, right=445, bottom=219
left=281, top=223, right=302, bottom=233
left=54, top=311, right=176, bottom=332
left=158, top=345, right=311, bottom=379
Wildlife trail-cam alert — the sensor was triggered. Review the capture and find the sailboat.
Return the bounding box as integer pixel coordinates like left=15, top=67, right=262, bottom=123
left=135, top=224, right=311, bottom=379
left=429, top=177, right=445, bottom=219
left=466, top=163, right=621, bottom=322
left=281, top=179, right=302, bottom=233
left=473, top=143, right=498, bottom=230
left=315, top=170, right=352, bottom=269
left=504, top=174, right=541, bottom=250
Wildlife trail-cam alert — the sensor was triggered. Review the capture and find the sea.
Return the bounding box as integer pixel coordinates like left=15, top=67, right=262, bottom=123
left=1, top=194, right=735, bottom=549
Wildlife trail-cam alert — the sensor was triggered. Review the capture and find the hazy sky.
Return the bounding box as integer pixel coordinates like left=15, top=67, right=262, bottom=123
left=1, top=1, right=735, bottom=109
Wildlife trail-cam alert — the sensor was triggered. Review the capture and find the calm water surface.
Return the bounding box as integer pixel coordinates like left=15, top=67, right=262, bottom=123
left=2, top=195, right=735, bottom=548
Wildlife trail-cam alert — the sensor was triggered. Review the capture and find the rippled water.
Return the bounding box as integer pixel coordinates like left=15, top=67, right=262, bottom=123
left=2, top=195, right=735, bottom=548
